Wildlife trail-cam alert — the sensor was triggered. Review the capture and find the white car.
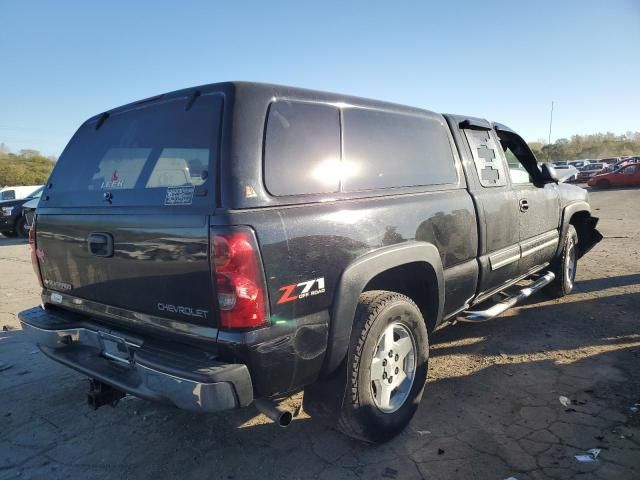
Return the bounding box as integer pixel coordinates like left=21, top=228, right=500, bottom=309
left=552, top=164, right=579, bottom=183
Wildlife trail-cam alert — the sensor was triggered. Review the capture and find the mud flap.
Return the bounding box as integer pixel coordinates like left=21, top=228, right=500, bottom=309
left=303, top=356, right=349, bottom=419
left=576, top=216, right=603, bottom=258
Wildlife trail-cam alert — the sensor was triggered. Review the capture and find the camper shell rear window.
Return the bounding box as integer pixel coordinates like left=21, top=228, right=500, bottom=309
left=44, top=93, right=222, bottom=208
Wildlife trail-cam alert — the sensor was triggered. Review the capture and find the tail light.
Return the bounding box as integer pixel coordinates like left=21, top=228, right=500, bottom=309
left=28, top=223, right=44, bottom=288
left=212, top=227, right=268, bottom=329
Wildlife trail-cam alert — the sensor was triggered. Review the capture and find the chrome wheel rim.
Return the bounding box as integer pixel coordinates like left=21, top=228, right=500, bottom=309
left=566, top=241, right=576, bottom=289
left=370, top=321, right=417, bottom=413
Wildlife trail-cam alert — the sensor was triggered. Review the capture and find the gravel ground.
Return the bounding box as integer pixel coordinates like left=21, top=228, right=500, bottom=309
left=1, top=187, right=639, bottom=480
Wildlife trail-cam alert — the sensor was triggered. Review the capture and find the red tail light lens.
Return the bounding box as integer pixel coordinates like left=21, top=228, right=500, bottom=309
left=28, top=223, right=44, bottom=288
left=212, top=228, right=268, bottom=329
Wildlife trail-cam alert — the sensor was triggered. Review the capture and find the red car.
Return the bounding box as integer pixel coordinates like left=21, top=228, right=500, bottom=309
left=588, top=163, right=640, bottom=188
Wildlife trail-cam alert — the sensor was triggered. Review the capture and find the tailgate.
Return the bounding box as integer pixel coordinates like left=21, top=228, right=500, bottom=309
left=34, top=89, right=224, bottom=329
left=37, top=213, right=216, bottom=326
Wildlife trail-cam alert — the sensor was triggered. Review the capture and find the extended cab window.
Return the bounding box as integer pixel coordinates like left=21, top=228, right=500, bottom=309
left=45, top=93, right=222, bottom=207
left=264, top=101, right=341, bottom=196
left=341, top=108, right=457, bottom=191
left=464, top=129, right=507, bottom=187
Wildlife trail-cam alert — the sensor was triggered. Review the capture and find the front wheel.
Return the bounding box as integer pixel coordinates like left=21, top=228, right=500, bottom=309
left=595, top=179, right=610, bottom=188
left=337, top=291, right=429, bottom=443
left=15, top=216, right=28, bottom=238
left=548, top=225, right=578, bottom=297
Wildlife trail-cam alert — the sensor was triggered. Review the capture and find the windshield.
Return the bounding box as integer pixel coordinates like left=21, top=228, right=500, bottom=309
left=28, top=187, right=44, bottom=199
left=0, top=190, right=15, bottom=201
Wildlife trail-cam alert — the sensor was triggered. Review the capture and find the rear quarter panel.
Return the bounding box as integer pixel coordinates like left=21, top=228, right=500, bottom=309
left=213, top=189, right=478, bottom=395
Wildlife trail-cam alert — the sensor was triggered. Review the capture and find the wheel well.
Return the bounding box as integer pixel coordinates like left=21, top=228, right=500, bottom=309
left=362, top=262, right=439, bottom=332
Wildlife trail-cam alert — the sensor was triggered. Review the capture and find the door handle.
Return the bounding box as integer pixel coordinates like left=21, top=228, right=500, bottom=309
left=519, top=199, right=529, bottom=212
left=87, top=233, right=114, bottom=257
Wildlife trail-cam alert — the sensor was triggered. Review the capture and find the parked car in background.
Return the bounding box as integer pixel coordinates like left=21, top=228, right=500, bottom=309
left=0, top=186, right=44, bottom=238
left=0, top=185, right=42, bottom=201
left=602, top=158, right=639, bottom=173
left=567, top=160, right=590, bottom=169
left=20, top=197, right=40, bottom=236
left=576, top=163, right=605, bottom=183
left=589, top=163, right=640, bottom=188
left=553, top=164, right=579, bottom=183
left=600, top=157, right=622, bottom=166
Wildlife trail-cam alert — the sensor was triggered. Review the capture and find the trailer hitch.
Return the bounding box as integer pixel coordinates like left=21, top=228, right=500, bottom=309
left=87, top=379, right=126, bottom=409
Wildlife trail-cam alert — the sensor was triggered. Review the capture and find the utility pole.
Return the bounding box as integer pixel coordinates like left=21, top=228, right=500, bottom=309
left=547, top=101, right=554, bottom=162
left=548, top=101, right=554, bottom=144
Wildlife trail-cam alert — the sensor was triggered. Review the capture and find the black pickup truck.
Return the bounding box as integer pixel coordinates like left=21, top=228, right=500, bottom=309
left=20, top=82, right=602, bottom=443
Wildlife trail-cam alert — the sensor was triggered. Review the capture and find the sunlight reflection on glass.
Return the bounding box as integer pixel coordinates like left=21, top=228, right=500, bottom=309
left=310, top=157, right=360, bottom=188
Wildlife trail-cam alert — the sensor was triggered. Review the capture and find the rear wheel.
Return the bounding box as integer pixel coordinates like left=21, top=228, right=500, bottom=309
left=548, top=225, right=578, bottom=297
left=337, top=290, right=429, bottom=443
left=2, top=230, right=17, bottom=238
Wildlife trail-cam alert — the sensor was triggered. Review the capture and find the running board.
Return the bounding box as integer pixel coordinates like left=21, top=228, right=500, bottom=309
left=458, top=272, right=555, bottom=323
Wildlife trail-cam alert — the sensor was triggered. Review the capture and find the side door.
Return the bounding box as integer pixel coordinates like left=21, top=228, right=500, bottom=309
left=494, top=126, right=561, bottom=274
left=455, top=119, right=522, bottom=298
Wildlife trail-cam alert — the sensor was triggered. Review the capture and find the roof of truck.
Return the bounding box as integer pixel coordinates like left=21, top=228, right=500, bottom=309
left=89, top=81, right=442, bottom=122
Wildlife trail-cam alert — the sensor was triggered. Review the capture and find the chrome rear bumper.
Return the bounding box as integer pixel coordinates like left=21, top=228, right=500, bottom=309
left=19, top=306, right=253, bottom=412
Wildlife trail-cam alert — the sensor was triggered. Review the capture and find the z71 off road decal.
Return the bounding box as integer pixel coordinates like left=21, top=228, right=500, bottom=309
left=277, top=277, right=325, bottom=304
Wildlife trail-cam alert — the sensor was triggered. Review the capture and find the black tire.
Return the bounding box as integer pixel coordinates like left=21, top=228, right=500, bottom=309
left=337, top=290, right=429, bottom=443
left=548, top=225, right=578, bottom=297
left=2, top=230, right=17, bottom=238
left=15, top=216, right=28, bottom=238
left=595, top=179, right=610, bottom=188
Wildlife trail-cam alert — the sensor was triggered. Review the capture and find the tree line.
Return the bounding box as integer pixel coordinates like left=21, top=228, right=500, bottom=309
left=528, top=131, right=640, bottom=162
left=0, top=143, right=56, bottom=186
left=1, top=131, right=639, bottom=187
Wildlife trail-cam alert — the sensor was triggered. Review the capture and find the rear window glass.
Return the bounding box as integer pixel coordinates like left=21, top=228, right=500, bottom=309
left=341, top=108, right=457, bottom=191
left=146, top=148, right=209, bottom=188
left=45, top=93, right=222, bottom=207
left=264, top=101, right=341, bottom=196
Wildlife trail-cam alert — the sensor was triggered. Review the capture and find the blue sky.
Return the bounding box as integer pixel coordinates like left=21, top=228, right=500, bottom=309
left=1, top=0, right=638, bottom=156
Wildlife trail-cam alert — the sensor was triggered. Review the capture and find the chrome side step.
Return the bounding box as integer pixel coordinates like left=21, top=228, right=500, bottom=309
left=458, top=271, right=555, bottom=323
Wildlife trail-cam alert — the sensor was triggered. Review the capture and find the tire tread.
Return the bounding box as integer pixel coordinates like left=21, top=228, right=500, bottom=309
left=337, top=290, right=421, bottom=442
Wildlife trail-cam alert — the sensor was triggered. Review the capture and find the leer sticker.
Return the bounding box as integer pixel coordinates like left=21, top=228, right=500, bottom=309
left=101, top=169, right=125, bottom=189
left=165, top=186, right=195, bottom=205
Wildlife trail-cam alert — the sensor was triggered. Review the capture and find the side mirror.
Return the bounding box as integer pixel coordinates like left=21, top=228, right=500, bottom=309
left=540, top=163, right=559, bottom=184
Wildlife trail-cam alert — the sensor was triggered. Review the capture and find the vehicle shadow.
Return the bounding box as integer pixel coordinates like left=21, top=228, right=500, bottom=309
left=572, top=273, right=640, bottom=294
left=0, top=235, right=27, bottom=246
left=587, top=185, right=640, bottom=192
left=432, top=291, right=639, bottom=359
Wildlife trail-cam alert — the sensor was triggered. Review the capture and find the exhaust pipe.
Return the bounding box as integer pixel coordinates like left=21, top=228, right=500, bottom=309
left=254, top=398, right=293, bottom=427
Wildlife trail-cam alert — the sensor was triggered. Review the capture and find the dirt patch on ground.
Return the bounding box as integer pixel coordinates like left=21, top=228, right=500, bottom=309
left=1, top=188, right=639, bottom=480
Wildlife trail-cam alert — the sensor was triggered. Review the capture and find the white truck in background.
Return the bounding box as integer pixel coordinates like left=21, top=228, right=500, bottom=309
left=0, top=185, right=43, bottom=201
